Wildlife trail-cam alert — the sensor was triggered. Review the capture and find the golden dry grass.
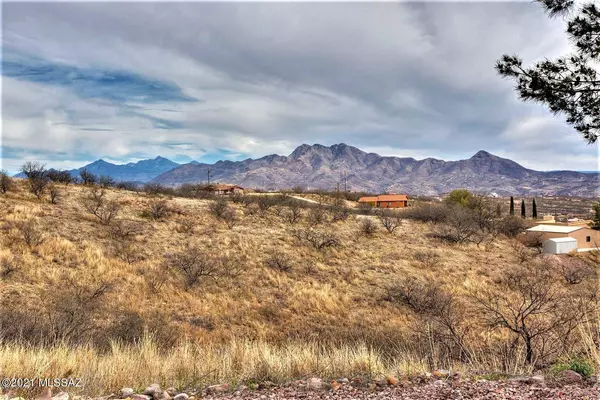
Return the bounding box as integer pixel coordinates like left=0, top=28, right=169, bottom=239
left=0, top=180, right=597, bottom=396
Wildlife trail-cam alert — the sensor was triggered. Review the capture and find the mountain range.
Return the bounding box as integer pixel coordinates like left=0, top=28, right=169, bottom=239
left=13, top=144, right=599, bottom=197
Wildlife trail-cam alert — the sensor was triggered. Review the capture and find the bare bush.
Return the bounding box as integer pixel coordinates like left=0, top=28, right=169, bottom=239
left=435, top=206, right=479, bottom=243
left=112, top=241, right=143, bottom=264
left=307, top=206, right=328, bottom=226
left=46, top=170, right=75, bottom=185
left=498, top=215, right=528, bottom=238
left=115, top=181, right=139, bottom=191
left=413, top=250, right=442, bottom=269
left=222, top=208, right=239, bottom=229
left=523, top=232, right=545, bottom=254
left=48, top=184, right=61, bottom=204
left=359, top=218, right=378, bottom=236
left=264, top=251, right=293, bottom=272
left=99, top=175, right=115, bottom=188
left=257, top=196, right=277, bottom=214
left=175, top=217, right=196, bottom=234
left=471, top=261, right=591, bottom=365
left=375, top=209, right=402, bottom=233
left=292, top=227, right=340, bottom=250
left=16, top=219, right=45, bottom=248
left=108, top=219, right=143, bottom=241
left=163, top=246, right=246, bottom=289
left=282, top=200, right=303, bottom=224
left=145, top=199, right=170, bottom=221
left=81, top=187, right=120, bottom=225
left=209, top=198, right=230, bottom=219
left=558, top=256, right=597, bottom=284
left=79, top=168, right=97, bottom=185
left=404, top=203, right=448, bottom=224
left=0, top=256, right=21, bottom=279
left=511, top=240, right=534, bottom=264
left=0, top=171, right=13, bottom=194
left=330, top=198, right=351, bottom=222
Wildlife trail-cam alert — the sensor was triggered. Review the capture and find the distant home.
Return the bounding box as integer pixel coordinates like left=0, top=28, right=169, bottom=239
left=203, top=184, right=244, bottom=195
left=523, top=224, right=600, bottom=253
left=358, top=194, right=408, bottom=208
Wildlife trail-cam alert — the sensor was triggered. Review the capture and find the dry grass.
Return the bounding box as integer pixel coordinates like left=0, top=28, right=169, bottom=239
left=0, top=180, right=597, bottom=396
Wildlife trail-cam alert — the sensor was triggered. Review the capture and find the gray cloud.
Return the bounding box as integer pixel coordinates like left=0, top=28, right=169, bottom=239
left=1, top=1, right=598, bottom=173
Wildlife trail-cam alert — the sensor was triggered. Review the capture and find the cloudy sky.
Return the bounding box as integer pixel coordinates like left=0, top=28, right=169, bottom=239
left=2, top=1, right=598, bottom=174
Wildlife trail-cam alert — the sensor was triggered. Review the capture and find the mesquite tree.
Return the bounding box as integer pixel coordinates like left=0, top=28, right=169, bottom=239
left=496, top=0, right=600, bottom=144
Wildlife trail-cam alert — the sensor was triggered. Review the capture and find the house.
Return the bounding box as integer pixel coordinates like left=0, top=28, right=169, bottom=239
left=203, top=184, right=244, bottom=195
left=523, top=224, right=600, bottom=252
left=358, top=194, right=409, bottom=208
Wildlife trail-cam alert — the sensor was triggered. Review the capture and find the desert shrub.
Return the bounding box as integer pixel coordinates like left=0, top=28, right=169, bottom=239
left=221, top=208, right=239, bottom=229
left=99, top=175, right=115, bottom=188
left=434, top=205, right=479, bottom=243
left=359, top=218, right=378, bottom=236
left=48, top=184, right=61, bottom=204
left=386, top=277, right=452, bottom=316
left=257, top=196, right=277, bottom=214
left=444, top=189, right=474, bottom=207
left=471, top=261, right=593, bottom=365
left=144, top=183, right=173, bottom=196
left=46, top=169, right=75, bottom=185
left=307, top=206, right=328, bottom=226
left=498, top=215, right=528, bottom=238
left=0, top=170, right=13, bottom=194
left=81, top=186, right=120, bottom=225
left=108, top=219, right=143, bottom=241
left=282, top=200, right=303, bottom=225
left=115, top=181, right=139, bottom=191
left=264, top=251, right=293, bottom=272
left=142, top=198, right=170, bottom=220
left=21, top=162, right=49, bottom=199
left=558, top=256, right=596, bottom=284
left=375, top=209, right=402, bottom=233
left=209, top=198, right=230, bottom=219
left=79, top=168, right=97, bottom=185
left=292, top=227, right=340, bottom=250
left=356, top=202, right=374, bottom=215
left=112, top=241, right=144, bottom=264
left=231, top=193, right=245, bottom=204
left=413, top=250, right=441, bottom=269
left=511, top=240, right=534, bottom=264
left=404, top=203, right=448, bottom=224
left=550, top=356, right=595, bottom=377
left=0, top=255, right=21, bottom=279
left=175, top=216, right=196, bottom=234
left=15, top=219, right=45, bottom=248
left=522, top=232, right=545, bottom=253
left=104, top=310, right=183, bottom=349
left=163, top=245, right=246, bottom=290
left=330, top=198, right=351, bottom=222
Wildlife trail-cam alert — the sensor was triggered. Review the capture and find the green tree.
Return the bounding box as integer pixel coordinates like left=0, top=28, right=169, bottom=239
left=510, top=196, right=515, bottom=216
left=496, top=0, right=599, bottom=144
left=521, top=200, right=526, bottom=218
left=532, top=198, right=538, bottom=219
left=591, top=200, right=600, bottom=230
left=444, top=189, right=474, bottom=208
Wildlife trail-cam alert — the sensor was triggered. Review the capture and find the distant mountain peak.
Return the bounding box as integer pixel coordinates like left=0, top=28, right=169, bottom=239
left=471, top=150, right=493, bottom=158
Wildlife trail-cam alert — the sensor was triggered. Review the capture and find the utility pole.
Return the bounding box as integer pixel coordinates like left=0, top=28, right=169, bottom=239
left=343, top=171, right=348, bottom=192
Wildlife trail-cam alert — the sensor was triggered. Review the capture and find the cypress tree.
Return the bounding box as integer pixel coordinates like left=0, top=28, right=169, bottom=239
left=510, top=196, right=515, bottom=215
left=532, top=198, right=538, bottom=219
left=521, top=199, right=526, bottom=218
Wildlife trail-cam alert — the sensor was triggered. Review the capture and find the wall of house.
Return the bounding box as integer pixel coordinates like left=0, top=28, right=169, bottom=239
left=569, top=228, right=600, bottom=249
left=376, top=201, right=407, bottom=209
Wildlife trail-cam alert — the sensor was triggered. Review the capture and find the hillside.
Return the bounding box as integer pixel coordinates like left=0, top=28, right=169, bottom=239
left=0, top=181, right=598, bottom=396
left=152, top=144, right=599, bottom=197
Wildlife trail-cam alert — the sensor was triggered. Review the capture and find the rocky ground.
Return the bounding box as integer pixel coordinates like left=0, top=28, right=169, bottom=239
left=7, top=370, right=599, bottom=400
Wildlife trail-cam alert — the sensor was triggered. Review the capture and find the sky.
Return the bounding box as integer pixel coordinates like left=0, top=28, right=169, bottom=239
left=1, top=1, right=599, bottom=174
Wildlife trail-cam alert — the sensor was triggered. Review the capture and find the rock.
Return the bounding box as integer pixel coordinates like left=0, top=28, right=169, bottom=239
left=559, top=370, right=583, bottom=384
left=130, top=395, right=151, bottom=400
left=386, top=376, right=398, bottom=386
left=337, top=378, right=349, bottom=384
left=173, top=394, right=188, bottom=400
left=143, top=385, right=162, bottom=397
left=258, top=381, right=275, bottom=390
left=206, top=384, right=229, bottom=393
left=306, top=378, right=322, bottom=390
left=35, top=388, right=53, bottom=400
left=330, top=381, right=342, bottom=391
left=528, top=375, right=545, bottom=385
left=165, top=388, right=178, bottom=397
left=154, top=392, right=170, bottom=400
left=433, top=369, right=451, bottom=379
left=119, top=388, right=134, bottom=398
left=51, top=393, right=69, bottom=400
